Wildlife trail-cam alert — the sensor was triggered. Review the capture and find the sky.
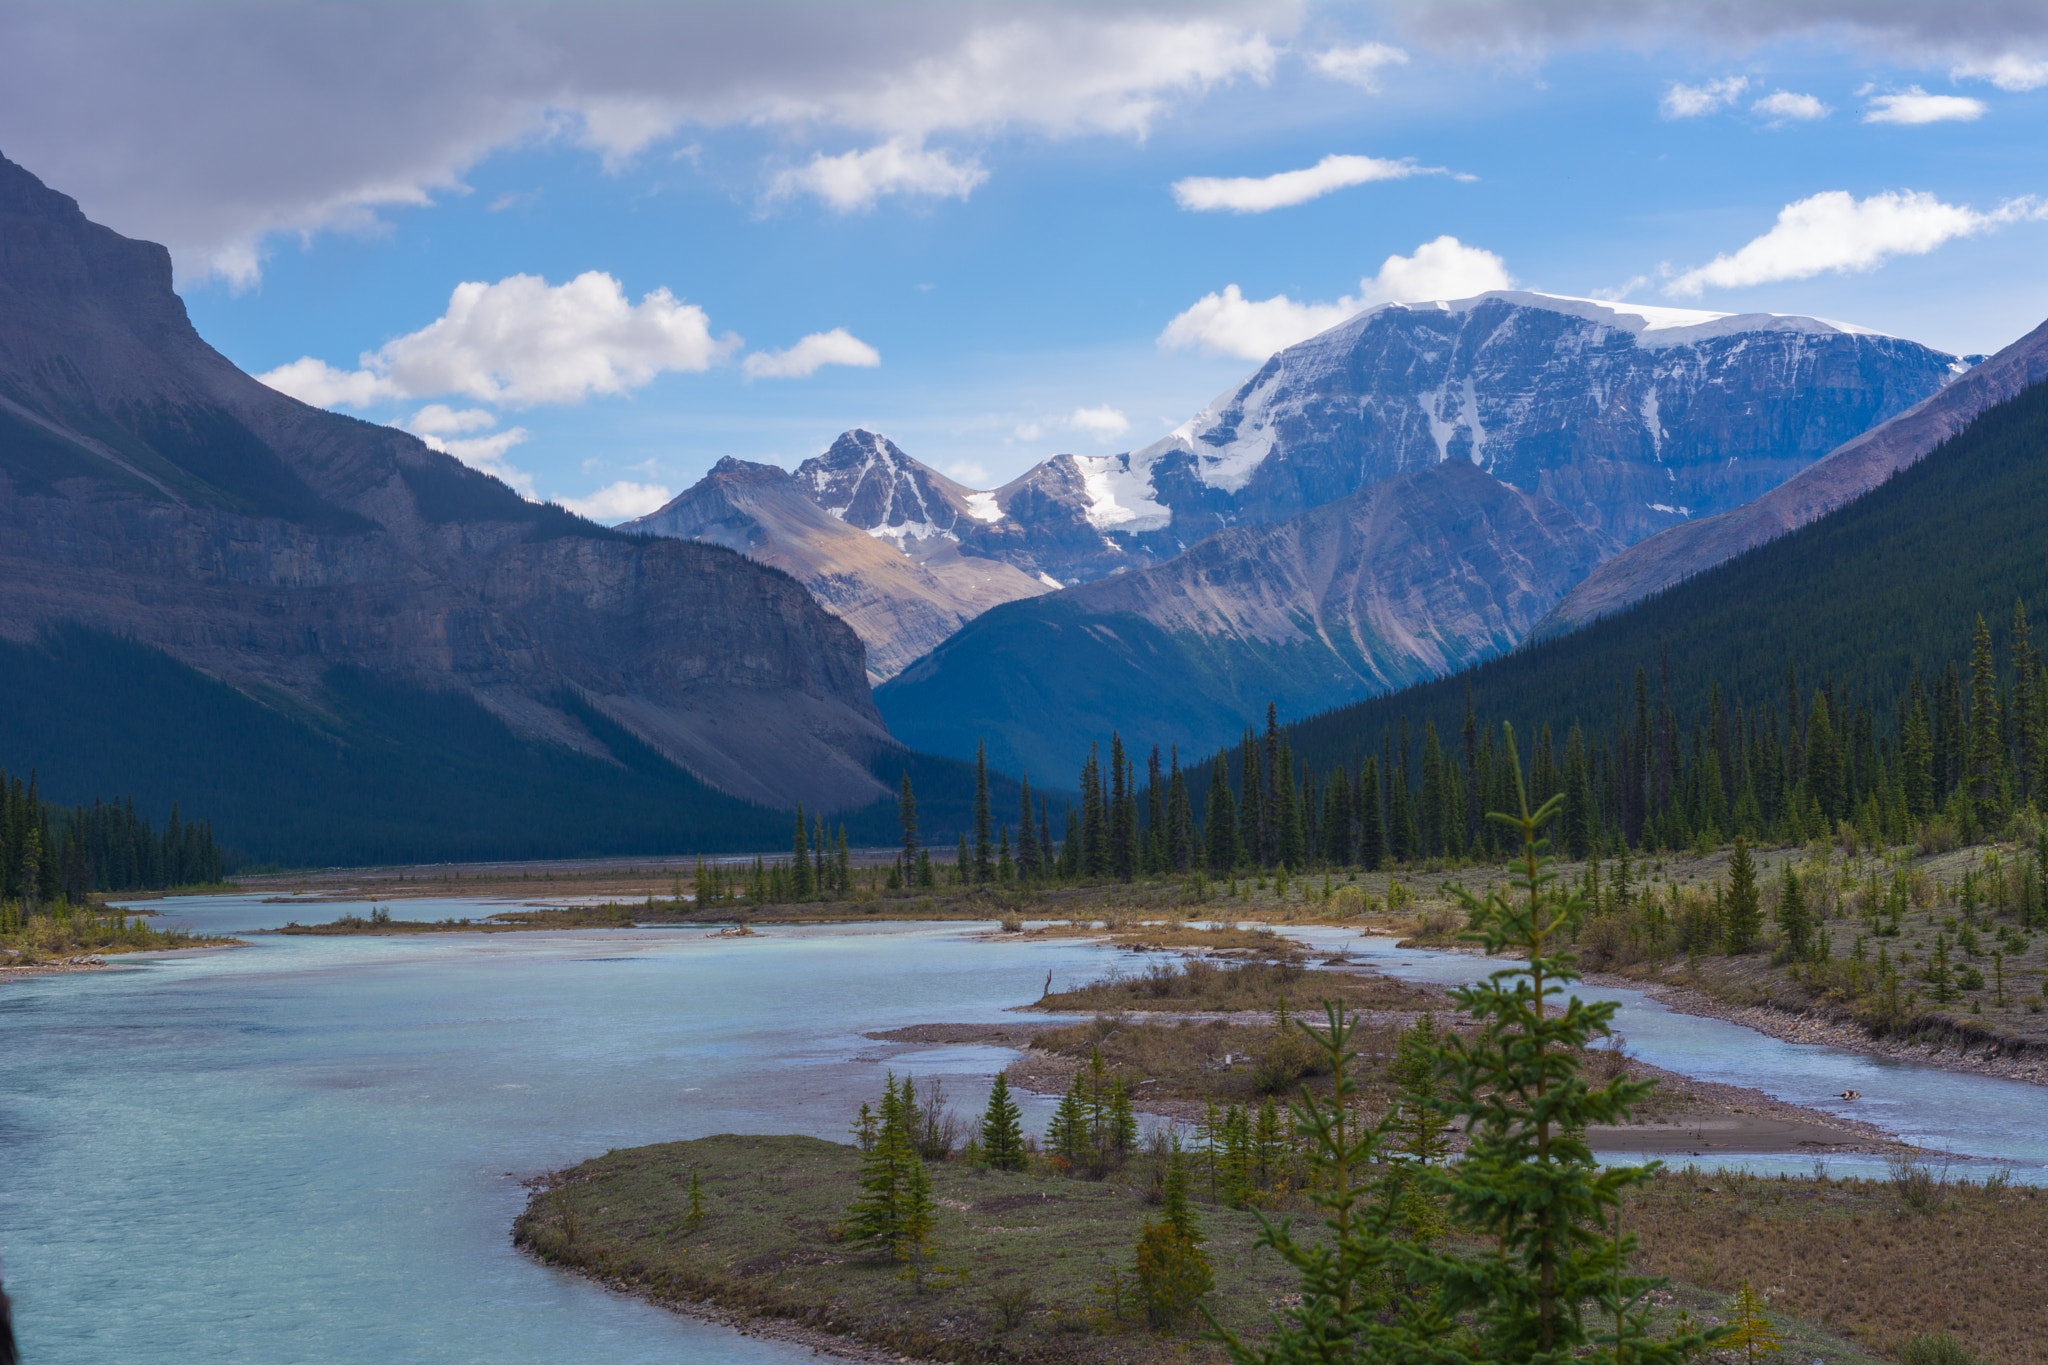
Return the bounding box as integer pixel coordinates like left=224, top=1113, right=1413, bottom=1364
left=3, top=1, right=2045, bottom=521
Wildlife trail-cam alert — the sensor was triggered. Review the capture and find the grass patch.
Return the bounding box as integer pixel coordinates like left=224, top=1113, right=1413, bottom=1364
left=1036, top=958, right=1433, bottom=1016
left=1625, top=1163, right=2047, bottom=1364
left=1, top=906, right=236, bottom=962
left=514, top=1133, right=1303, bottom=1365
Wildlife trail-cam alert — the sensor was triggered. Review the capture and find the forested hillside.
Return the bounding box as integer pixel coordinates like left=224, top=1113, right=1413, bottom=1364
left=995, top=377, right=2048, bottom=878
left=1280, top=374, right=2048, bottom=831
left=0, top=629, right=1014, bottom=868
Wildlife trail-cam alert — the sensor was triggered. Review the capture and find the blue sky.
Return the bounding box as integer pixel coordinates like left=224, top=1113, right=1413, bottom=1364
left=5, top=2, right=2044, bottom=519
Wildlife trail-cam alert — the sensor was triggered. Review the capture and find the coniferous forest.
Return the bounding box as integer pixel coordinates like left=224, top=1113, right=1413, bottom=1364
left=0, top=766, right=227, bottom=903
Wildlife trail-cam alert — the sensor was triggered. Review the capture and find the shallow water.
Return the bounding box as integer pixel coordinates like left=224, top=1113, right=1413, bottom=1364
left=13, top=906, right=2048, bottom=1363
left=1324, top=929, right=2048, bottom=1181
left=0, top=911, right=1112, bottom=1364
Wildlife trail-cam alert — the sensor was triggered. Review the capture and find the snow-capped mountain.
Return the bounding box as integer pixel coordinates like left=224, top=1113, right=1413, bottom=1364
left=1081, top=290, right=1960, bottom=559
left=797, top=293, right=1960, bottom=593
left=624, top=456, right=1049, bottom=682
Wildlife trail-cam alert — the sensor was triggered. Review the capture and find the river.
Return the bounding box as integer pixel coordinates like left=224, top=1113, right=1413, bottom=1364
left=3, top=902, right=2043, bottom=1362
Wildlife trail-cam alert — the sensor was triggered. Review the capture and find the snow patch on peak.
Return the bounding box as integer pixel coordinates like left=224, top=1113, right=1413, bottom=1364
left=1378, top=290, right=1891, bottom=350
left=1075, top=452, right=1172, bottom=532
left=963, top=491, right=1004, bottom=524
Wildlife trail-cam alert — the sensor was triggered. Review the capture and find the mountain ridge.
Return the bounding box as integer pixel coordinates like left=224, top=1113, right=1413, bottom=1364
left=1537, top=313, right=2048, bottom=634
left=0, top=148, right=896, bottom=817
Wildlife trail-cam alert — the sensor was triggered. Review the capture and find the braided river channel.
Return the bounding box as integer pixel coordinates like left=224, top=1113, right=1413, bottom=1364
left=4, top=901, right=2046, bottom=1362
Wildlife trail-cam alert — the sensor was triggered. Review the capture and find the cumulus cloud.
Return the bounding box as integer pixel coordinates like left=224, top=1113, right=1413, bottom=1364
left=391, top=407, right=537, bottom=497
left=1159, top=235, right=1514, bottom=360
left=1666, top=189, right=2048, bottom=295
left=1661, top=76, right=1748, bottom=117
left=1069, top=405, right=1131, bottom=439
left=1306, top=41, right=1410, bottom=89
left=1385, top=2, right=2048, bottom=65
left=1752, top=90, right=1830, bottom=121
left=768, top=139, right=987, bottom=212
left=557, top=480, right=674, bottom=522
left=255, top=356, right=390, bottom=409
left=743, top=328, right=883, bottom=379
left=1171, top=153, right=1456, bottom=213
left=0, top=4, right=1287, bottom=280
left=1863, top=86, right=1987, bottom=124
left=1952, top=53, right=2048, bottom=91
left=259, top=271, right=738, bottom=409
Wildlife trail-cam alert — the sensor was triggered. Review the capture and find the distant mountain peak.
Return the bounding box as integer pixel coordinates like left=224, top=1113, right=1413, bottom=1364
left=798, top=427, right=976, bottom=545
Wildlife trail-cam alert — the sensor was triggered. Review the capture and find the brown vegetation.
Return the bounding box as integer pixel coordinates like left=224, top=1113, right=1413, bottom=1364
left=1626, top=1163, right=2048, bottom=1364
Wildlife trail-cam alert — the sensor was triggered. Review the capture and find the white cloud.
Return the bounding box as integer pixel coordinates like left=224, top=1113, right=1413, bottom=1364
left=1013, top=422, right=1043, bottom=441
left=0, top=5, right=1288, bottom=279
left=256, top=356, right=391, bottom=408
left=258, top=271, right=738, bottom=409
left=768, top=139, right=986, bottom=212
left=1752, top=90, right=1830, bottom=121
left=1666, top=189, right=2048, bottom=295
left=1863, top=86, right=1987, bottom=124
left=1171, top=153, right=1453, bottom=213
left=943, top=459, right=993, bottom=485
left=1306, top=41, right=1410, bottom=90
left=405, top=404, right=498, bottom=436
left=743, top=328, right=883, bottom=379
left=1952, top=53, right=2048, bottom=91
left=1069, top=405, right=1131, bottom=439
left=557, top=480, right=673, bottom=522
left=1159, top=235, right=1514, bottom=360
left=1661, top=76, right=1748, bottom=117
left=423, top=429, right=537, bottom=499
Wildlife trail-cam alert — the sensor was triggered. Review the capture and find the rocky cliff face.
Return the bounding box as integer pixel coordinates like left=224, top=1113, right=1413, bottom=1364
left=623, top=457, right=1048, bottom=682
left=767, top=295, right=1956, bottom=599
left=0, top=151, right=892, bottom=813
left=1106, top=292, right=1958, bottom=557
left=877, top=460, right=1617, bottom=778
left=1537, top=315, right=2048, bottom=635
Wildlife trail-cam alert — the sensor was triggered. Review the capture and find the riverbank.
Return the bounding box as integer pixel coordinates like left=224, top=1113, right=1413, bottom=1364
left=518, top=1134, right=1975, bottom=1365
left=1597, top=972, right=2048, bottom=1088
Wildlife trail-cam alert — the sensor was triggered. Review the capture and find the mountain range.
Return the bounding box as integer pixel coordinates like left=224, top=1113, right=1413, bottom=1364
left=0, top=149, right=974, bottom=861
left=638, top=292, right=1960, bottom=776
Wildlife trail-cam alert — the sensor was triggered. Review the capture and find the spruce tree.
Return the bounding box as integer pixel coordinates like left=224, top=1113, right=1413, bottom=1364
left=791, top=803, right=813, bottom=898
left=1776, top=864, right=1810, bottom=960
left=1016, top=774, right=1039, bottom=879
left=1351, top=753, right=1384, bottom=871
left=897, top=772, right=920, bottom=883
left=1966, top=614, right=2006, bottom=823
left=973, top=740, right=994, bottom=883
left=980, top=1073, right=1027, bottom=1171
left=1205, top=758, right=1239, bottom=872
left=1418, top=730, right=1714, bottom=1364
left=848, top=1074, right=919, bottom=1257
left=1166, top=750, right=1194, bottom=872
left=1080, top=744, right=1107, bottom=878
left=1110, top=734, right=1136, bottom=880
left=1723, top=837, right=1761, bottom=953
left=1239, top=727, right=1265, bottom=867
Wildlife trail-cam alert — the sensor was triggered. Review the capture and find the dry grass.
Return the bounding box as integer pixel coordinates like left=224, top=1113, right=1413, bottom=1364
left=1627, top=1165, right=2048, bottom=1364
left=515, top=1133, right=1307, bottom=1365
left=1036, top=958, right=1437, bottom=1016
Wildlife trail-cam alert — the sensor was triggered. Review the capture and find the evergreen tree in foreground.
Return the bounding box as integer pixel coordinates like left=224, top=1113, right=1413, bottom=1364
left=979, top=1073, right=1026, bottom=1172
left=1219, top=727, right=1718, bottom=1365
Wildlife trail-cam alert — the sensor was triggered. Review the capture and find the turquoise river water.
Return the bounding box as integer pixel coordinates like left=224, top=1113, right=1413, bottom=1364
left=3, top=899, right=2045, bottom=1362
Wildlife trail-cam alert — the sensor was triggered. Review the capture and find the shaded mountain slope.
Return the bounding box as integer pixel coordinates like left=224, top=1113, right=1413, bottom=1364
left=0, top=148, right=896, bottom=826
left=1540, top=316, right=2048, bottom=634
left=625, top=456, right=1047, bottom=682
left=1283, top=367, right=2048, bottom=780
left=877, top=461, right=1615, bottom=778
left=0, top=627, right=1014, bottom=865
